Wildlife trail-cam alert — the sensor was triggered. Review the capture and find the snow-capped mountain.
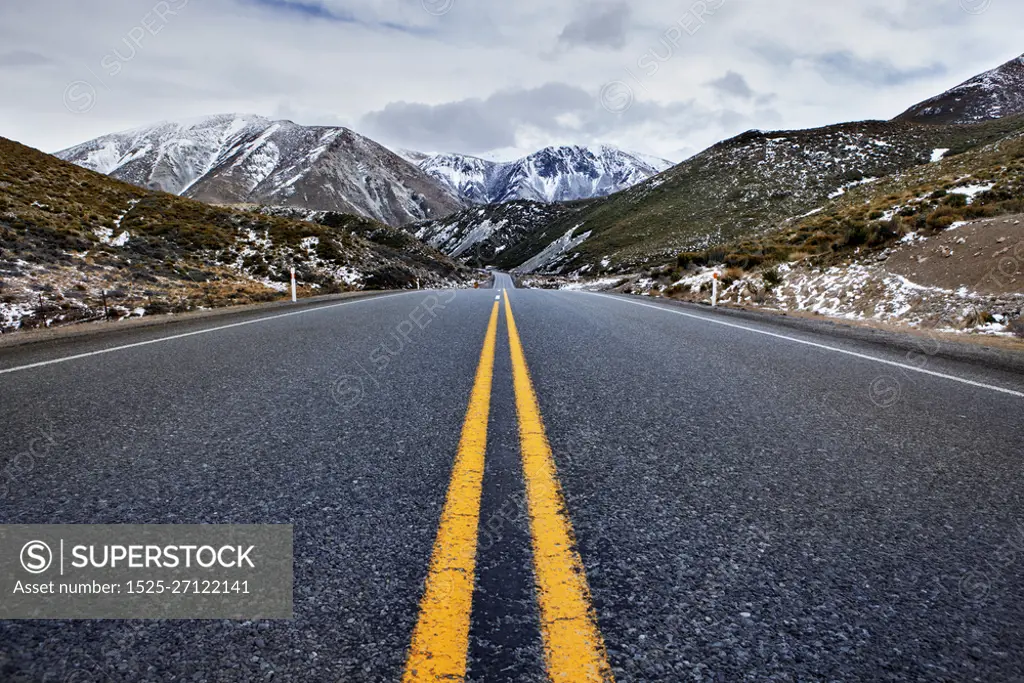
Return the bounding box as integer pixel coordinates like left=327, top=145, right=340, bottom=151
left=896, top=54, right=1024, bottom=125
left=415, top=146, right=672, bottom=205
left=418, top=154, right=497, bottom=204
left=56, top=114, right=464, bottom=227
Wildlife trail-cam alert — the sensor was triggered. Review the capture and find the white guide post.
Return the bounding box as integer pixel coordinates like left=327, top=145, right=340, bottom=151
left=712, top=271, right=719, bottom=308
left=291, top=267, right=297, bottom=303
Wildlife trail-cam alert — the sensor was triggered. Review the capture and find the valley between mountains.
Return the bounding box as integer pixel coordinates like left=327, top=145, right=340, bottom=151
left=3, top=53, right=1024, bottom=340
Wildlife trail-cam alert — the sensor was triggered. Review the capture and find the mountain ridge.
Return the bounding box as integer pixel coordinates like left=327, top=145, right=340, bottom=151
left=55, top=114, right=465, bottom=227
left=57, top=117, right=671, bottom=227
left=896, top=53, right=1024, bottom=125
left=416, top=145, right=671, bottom=205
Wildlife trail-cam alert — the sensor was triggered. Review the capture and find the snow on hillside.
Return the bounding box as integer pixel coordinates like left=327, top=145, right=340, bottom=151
left=412, top=201, right=575, bottom=267
left=896, top=54, right=1024, bottom=125
left=517, top=225, right=592, bottom=273
left=416, top=145, right=672, bottom=205
left=56, top=115, right=464, bottom=227
left=60, top=114, right=271, bottom=194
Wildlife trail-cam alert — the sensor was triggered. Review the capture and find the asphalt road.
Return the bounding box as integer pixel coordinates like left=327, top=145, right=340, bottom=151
left=1, top=272, right=1023, bottom=682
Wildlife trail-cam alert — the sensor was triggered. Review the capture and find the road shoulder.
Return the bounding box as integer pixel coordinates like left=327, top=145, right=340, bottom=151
left=603, top=294, right=1024, bottom=376
left=0, top=290, right=399, bottom=352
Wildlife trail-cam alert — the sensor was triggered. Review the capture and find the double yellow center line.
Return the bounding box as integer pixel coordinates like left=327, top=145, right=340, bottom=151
left=402, top=301, right=499, bottom=680
left=403, top=292, right=613, bottom=683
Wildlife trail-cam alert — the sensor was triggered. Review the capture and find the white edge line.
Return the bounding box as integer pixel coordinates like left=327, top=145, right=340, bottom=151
left=0, top=292, right=415, bottom=376
left=583, top=292, right=1024, bottom=399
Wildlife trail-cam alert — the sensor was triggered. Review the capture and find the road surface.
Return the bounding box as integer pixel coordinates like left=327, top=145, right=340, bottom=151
left=1, top=272, right=1023, bottom=681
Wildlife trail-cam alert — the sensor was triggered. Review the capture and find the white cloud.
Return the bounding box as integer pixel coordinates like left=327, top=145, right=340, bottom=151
left=0, top=0, right=1020, bottom=162
left=557, top=3, right=632, bottom=51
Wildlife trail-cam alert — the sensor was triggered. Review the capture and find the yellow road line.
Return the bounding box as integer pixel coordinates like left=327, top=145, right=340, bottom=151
left=502, top=291, right=614, bottom=683
left=403, top=301, right=500, bottom=683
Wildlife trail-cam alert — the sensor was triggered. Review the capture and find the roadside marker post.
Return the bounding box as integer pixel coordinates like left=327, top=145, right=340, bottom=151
left=712, top=271, right=719, bottom=307
left=290, top=267, right=297, bottom=303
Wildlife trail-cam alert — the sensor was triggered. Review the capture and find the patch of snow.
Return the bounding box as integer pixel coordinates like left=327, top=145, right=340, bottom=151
left=829, top=177, right=878, bottom=200
left=949, top=182, right=995, bottom=203
left=331, top=267, right=363, bottom=286
left=899, top=231, right=927, bottom=244
left=0, top=300, right=36, bottom=330
left=517, top=225, right=592, bottom=273
left=113, top=199, right=139, bottom=228
left=795, top=207, right=824, bottom=219
left=560, top=277, right=624, bottom=292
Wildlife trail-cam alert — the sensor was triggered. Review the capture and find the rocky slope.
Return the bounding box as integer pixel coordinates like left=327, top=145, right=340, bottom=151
left=55, top=115, right=464, bottom=227
left=0, top=137, right=467, bottom=331
left=896, top=54, right=1024, bottom=125
left=411, top=201, right=580, bottom=266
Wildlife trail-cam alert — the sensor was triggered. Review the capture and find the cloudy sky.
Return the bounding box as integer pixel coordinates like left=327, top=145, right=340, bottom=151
left=0, top=0, right=1021, bottom=162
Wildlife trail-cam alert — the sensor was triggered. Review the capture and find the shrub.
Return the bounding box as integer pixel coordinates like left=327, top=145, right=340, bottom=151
left=762, top=267, right=783, bottom=288
left=724, top=252, right=764, bottom=269
left=844, top=223, right=869, bottom=247
left=806, top=231, right=838, bottom=250
left=720, top=267, right=744, bottom=286
left=144, top=300, right=172, bottom=316
left=706, top=248, right=727, bottom=264
left=925, top=210, right=958, bottom=230
left=943, top=193, right=968, bottom=208
left=677, top=251, right=707, bottom=269
left=867, top=221, right=901, bottom=247
left=964, top=204, right=998, bottom=220
left=750, top=288, right=771, bottom=304
left=316, top=238, right=345, bottom=262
